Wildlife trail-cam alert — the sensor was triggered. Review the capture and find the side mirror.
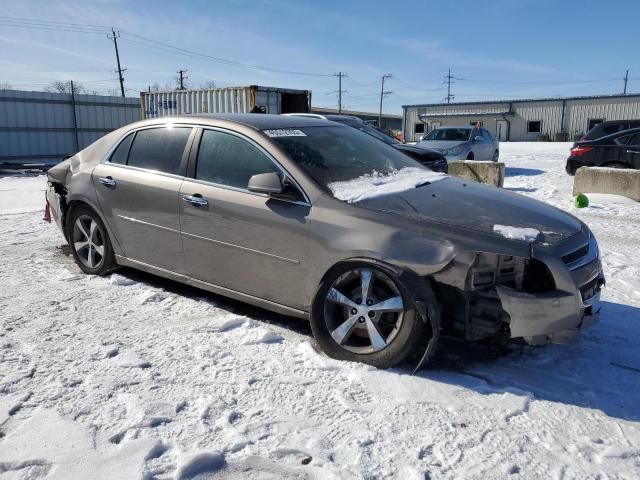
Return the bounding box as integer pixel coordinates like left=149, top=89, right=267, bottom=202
left=474, top=136, right=483, bottom=142
left=248, top=172, right=284, bottom=195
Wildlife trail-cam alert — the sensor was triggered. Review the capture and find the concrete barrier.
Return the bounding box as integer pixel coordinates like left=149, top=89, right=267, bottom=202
left=573, top=167, right=640, bottom=202
left=448, top=161, right=505, bottom=187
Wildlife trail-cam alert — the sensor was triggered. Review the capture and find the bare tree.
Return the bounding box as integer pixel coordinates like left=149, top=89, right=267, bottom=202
left=0, top=82, right=12, bottom=90
left=46, top=81, right=86, bottom=94
left=200, top=80, right=217, bottom=89
left=151, top=82, right=161, bottom=92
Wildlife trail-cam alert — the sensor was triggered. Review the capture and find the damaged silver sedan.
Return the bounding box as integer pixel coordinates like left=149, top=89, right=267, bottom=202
left=45, top=114, right=605, bottom=369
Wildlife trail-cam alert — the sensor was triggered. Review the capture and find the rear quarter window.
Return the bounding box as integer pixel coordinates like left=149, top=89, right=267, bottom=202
left=109, top=133, right=134, bottom=164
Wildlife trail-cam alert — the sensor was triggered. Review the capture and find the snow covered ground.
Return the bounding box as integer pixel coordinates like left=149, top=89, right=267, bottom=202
left=1, top=143, right=639, bottom=479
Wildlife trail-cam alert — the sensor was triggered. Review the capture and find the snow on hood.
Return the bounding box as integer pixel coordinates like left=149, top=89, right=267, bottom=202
left=493, top=224, right=541, bottom=242
left=328, top=167, right=448, bottom=203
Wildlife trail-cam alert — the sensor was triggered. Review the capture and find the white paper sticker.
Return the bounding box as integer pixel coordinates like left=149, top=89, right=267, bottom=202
left=263, top=129, right=307, bottom=137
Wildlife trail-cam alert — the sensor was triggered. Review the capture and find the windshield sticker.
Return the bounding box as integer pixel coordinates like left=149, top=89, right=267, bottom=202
left=263, top=129, right=307, bottom=137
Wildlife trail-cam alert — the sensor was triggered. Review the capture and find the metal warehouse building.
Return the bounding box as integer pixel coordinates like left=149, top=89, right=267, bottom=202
left=402, top=93, right=640, bottom=142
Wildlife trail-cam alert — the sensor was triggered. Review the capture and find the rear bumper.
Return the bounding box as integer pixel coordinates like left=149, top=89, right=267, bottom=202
left=46, top=186, right=66, bottom=236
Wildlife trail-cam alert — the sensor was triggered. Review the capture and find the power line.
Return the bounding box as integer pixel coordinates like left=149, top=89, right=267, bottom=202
left=0, top=15, right=334, bottom=78
left=119, top=30, right=334, bottom=77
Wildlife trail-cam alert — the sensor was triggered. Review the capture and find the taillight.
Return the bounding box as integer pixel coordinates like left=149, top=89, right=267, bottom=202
left=570, top=146, right=593, bottom=157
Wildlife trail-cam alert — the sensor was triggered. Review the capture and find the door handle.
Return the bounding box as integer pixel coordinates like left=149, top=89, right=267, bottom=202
left=182, top=194, right=208, bottom=207
left=98, top=176, right=116, bottom=187
left=626, top=150, right=640, bottom=154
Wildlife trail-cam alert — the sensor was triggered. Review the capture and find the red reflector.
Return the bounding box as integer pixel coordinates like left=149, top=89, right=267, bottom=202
left=43, top=198, right=51, bottom=223
left=570, top=146, right=593, bottom=157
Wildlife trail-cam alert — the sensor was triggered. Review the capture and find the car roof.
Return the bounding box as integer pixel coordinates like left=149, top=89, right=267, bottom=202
left=433, top=125, right=474, bottom=129
left=324, top=114, right=362, bottom=122
left=597, top=119, right=640, bottom=126
left=139, top=113, right=338, bottom=130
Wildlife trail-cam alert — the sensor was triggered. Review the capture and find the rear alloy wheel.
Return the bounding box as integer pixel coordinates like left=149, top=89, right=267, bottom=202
left=68, top=206, right=116, bottom=275
left=311, top=263, right=424, bottom=368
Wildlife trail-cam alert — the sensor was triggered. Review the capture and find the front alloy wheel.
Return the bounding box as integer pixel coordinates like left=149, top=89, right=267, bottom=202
left=325, top=268, right=404, bottom=353
left=311, top=263, right=425, bottom=368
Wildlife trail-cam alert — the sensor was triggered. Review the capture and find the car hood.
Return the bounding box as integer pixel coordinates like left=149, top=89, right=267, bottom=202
left=357, top=177, right=582, bottom=244
left=417, top=140, right=468, bottom=150
left=393, top=144, right=445, bottom=161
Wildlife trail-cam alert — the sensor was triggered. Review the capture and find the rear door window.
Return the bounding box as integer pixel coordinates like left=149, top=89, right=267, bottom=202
left=127, top=127, right=192, bottom=175
left=196, top=129, right=279, bottom=190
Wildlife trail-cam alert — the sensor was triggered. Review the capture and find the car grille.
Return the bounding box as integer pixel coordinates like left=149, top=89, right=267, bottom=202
left=561, top=233, right=598, bottom=271
left=562, top=244, right=589, bottom=264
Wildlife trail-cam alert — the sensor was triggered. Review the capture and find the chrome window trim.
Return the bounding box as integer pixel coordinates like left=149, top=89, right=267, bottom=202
left=100, top=122, right=312, bottom=207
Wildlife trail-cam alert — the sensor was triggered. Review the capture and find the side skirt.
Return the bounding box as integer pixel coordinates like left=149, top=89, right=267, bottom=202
left=115, top=254, right=309, bottom=320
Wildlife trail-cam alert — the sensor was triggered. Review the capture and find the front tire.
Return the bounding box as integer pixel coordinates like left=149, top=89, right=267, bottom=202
left=310, top=262, right=425, bottom=368
left=67, top=205, right=116, bottom=275
left=492, top=150, right=499, bottom=161
left=466, top=152, right=474, bottom=160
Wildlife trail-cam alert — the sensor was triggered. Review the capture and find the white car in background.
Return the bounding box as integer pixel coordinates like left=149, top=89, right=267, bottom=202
left=418, top=126, right=499, bottom=162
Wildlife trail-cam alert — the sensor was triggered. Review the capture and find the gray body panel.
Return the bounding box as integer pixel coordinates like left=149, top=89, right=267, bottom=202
left=46, top=114, right=603, bottom=343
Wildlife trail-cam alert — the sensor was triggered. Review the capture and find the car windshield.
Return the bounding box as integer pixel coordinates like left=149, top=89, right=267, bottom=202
left=268, top=126, right=441, bottom=200
left=423, top=128, right=472, bottom=141
left=353, top=122, right=400, bottom=145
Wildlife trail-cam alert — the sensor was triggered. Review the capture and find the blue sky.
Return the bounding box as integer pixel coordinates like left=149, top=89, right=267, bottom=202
left=1, top=0, right=638, bottom=113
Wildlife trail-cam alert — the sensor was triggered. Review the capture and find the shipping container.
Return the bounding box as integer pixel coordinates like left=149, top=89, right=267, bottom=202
left=141, top=85, right=311, bottom=119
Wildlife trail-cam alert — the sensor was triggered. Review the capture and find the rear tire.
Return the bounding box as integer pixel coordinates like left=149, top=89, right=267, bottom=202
left=66, top=205, right=116, bottom=276
left=466, top=152, right=474, bottom=160
left=310, top=262, right=426, bottom=368
left=492, top=150, right=499, bottom=161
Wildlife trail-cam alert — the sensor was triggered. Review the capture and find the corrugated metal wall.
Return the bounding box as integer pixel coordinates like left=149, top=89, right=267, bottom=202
left=0, top=89, right=140, bottom=167
left=403, top=95, right=640, bottom=142
left=566, top=97, right=640, bottom=138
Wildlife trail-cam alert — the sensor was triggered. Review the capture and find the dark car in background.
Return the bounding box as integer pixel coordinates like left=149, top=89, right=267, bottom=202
left=283, top=113, right=448, bottom=173
left=580, top=119, right=640, bottom=141
left=566, top=127, right=640, bottom=174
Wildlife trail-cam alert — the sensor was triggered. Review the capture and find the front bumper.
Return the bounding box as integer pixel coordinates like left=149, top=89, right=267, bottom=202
left=498, top=230, right=605, bottom=344
left=497, top=273, right=603, bottom=344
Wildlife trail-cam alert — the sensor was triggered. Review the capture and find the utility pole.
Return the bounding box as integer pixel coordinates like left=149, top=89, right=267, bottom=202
left=623, top=69, right=629, bottom=95
left=379, top=74, right=392, bottom=128
left=334, top=72, right=347, bottom=113
left=445, top=69, right=455, bottom=104
left=108, top=29, right=126, bottom=98
left=70, top=81, right=79, bottom=152
left=177, top=69, right=188, bottom=90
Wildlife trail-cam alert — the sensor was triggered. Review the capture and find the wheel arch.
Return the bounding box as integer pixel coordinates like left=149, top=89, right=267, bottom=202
left=64, top=197, right=124, bottom=257
left=311, top=256, right=441, bottom=369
